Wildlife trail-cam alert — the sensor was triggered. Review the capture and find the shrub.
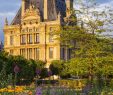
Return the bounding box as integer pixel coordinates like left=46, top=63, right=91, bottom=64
left=49, top=60, right=64, bottom=76
left=40, top=68, right=49, bottom=79
left=59, top=79, right=87, bottom=89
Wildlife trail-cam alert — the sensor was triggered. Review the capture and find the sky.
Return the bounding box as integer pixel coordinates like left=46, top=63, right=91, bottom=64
left=0, top=0, right=21, bottom=42
left=0, top=0, right=113, bottom=42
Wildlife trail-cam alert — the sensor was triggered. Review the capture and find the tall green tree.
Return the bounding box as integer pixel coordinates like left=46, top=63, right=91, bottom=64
left=55, top=0, right=113, bottom=81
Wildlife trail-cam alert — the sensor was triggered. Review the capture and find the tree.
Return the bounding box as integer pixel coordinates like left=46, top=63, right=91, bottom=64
left=0, top=51, right=46, bottom=84
left=49, top=60, right=63, bottom=76
left=55, top=0, right=113, bottom=83
left=69, top=58, right=88, bottom=78
left=0, top=51, right=8, bottom=72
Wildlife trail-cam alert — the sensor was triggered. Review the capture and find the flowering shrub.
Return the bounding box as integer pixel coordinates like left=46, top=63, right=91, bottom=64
left=0, top=86, right=25, bottom=92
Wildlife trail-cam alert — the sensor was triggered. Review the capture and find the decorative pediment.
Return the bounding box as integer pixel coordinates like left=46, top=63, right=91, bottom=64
left=23, top=5, right=40, bottom=20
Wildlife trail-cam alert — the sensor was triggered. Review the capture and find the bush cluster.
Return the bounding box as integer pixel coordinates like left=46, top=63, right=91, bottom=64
left=0, top=51, right=46, bottom=85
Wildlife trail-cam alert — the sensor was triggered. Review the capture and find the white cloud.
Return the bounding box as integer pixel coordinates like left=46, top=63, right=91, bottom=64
left=0, top=0, right=21, bottom=41
left=0, top=12, right=15, bottom=17
left=74, top=0, right=113, bottom=37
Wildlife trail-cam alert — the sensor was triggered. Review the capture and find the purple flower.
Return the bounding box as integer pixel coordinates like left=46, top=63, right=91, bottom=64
left=36, top=87, right=42, bottom=95
left=14, top=65, right=20, bottom=74
left=48, top=70, right=52, bottom=77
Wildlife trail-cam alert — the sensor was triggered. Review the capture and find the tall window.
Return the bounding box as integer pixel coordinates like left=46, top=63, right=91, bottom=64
left=29, top=48, right=32, bottom=59
left=49, top=47, right=54, bottom=59
left=49, top=27, right=54, bottom=42
left=34, top=48, right=40, bottom=60
left=21, top=35, right=26, bottom=44
left=28, top=34, right=32, bottom=44
left=10, top=50, right=13, bottom=55
left=20, top=49, right=26, bottom=57
left=35, top=33, right=40, bottom=43
left=5, top=37, right=7, bottom=45
left=10, top=36, right=14, bottom=45
left=27, top=48, right=32, bottom=59
left=49, top=33, right=54, bottom=42
left=60, top=48, right=65, bottom=60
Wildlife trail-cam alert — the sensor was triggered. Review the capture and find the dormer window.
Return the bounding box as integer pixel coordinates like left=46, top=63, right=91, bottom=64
left=29, top=29, right=32, bottom=32
left=30, top=21, right=32, bottom=25
left=35, top=28, right=39, bottom=32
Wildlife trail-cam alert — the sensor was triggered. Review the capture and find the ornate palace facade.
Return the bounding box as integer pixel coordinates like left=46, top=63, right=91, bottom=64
left=4, top=0, right=73, bottom=66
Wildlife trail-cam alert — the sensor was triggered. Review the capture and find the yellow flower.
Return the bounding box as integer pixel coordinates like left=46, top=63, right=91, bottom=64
left=7, top=89, right=14, bottom=92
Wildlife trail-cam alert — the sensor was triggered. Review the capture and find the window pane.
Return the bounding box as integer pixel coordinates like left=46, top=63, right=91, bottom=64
left=21, top=35, right=26, bottom=44
left=20, top=49, right=26, bottom=57
left=27, top=48, right=32, bottom=59
left=10, top=36, right=13, bottom=45
left=35, top=33, right=40, bottom=43
left=34, top=48, right=40, bottom=60
left=49, top=27, right=54, bottom=42
left=28, top=34, right=32, bottom=44
left=49, top=33, right=54, bottom=42
left=29, top=48, right=32, bottom=59
left=49, top=47, right=54, bottom=59
left=10, top=50, right=13, bottom=55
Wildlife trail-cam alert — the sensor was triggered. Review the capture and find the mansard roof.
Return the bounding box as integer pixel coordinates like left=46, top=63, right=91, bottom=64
left=11, top=8, right=21, bottom=25
left=11, top=0, right=67, bottom=25
left=11, top=0, right=41, bottom=25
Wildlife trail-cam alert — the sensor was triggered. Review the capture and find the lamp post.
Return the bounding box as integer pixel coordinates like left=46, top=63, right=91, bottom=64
left=14, top=64, right=20, bottom=95
left=36, top=69, right=41, bottom=87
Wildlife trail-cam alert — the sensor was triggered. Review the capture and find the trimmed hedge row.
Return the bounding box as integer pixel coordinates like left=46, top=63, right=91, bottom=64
left=58, top=79, right=87, bottom=89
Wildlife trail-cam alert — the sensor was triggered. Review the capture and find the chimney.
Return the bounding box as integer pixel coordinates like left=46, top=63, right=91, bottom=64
left=44, top=0, right=48, bottom=20
left=66, top=0, right=73, bottom=17
left=21, top=0, right=25, bottom=17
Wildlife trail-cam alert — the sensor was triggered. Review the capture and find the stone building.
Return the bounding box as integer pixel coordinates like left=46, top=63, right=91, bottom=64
left=3, top=0, right=73, bottom=66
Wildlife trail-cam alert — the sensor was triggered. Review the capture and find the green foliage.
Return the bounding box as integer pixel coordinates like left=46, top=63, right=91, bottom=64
left=0, top=51, right=46, bottom=84
left=60, top=61, right=71, bottom=79
left=35, top=60, right=45, bottom=70
left=59, top=79, right=87, bottom=89
left=0, top=62, right=13, bottom=88
left=69, top=58, right=88, bottom=77
left=54, top=0, right=113, bottom=81
left=49, top=60, right=63, bottom=75
left=0, top=63, right=7, bottom=88
left=40, top=68, right=48, bottom=79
